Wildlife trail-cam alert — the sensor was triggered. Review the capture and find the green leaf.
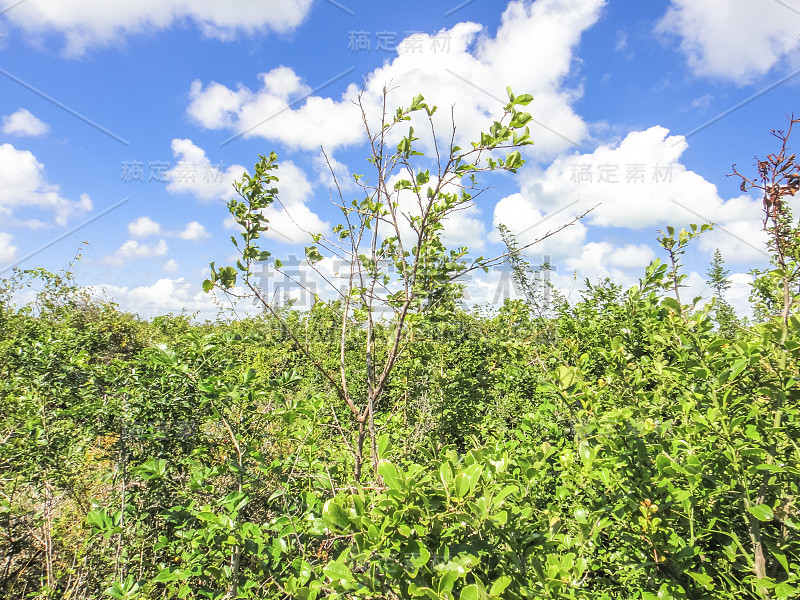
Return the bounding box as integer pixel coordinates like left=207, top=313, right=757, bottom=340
left=661, top=296, right=682, bottom=313
left=775, top=582, right=799, bottom=599
left=578, top=440, right=591, bottom=462
left=557, top=365, right=576, bottom=388
left=197, top=511, right=219, bottom=523
left=491, top=485, right=517, bottom=508
left=748, top=504, right=774, bottom=522
left=202, top=279, right=214, bottom=293
left=323, top=499, right=350, bottom=530
left=440, top=461, right=454, bottom=487
left=378, top=459, right=404, bottom=491
left=490, top=576, right=512, bottom=596
left=153, top=568, right=182, bottom=583
left=687, top=572, right=714, bottom=590
left=105, top=585, right=125, bottom=600
left=222, top=491, right=249, bottom=514
left=378, top=433, right=391, bottom=459
left=305, top=246, right=323, bottom=264
left=729, top=358, right=748, bottom=380
left=655, top=455, right=671, bottom=472
left=454, top=473, right=470, bottom=498
left=323, top=561, right=353, bottom=583
left=460, top=584, right=479, bottom=600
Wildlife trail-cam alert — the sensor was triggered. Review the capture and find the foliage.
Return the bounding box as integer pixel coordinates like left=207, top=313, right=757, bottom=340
left=706, top=249, right=739, bottom=337
left=3, top=113, right=800, bottom=600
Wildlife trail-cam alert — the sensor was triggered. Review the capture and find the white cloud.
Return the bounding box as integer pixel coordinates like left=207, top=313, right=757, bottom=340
left=128, top=215, right=213, bottom=243
left=186, top=80, right=250, bottom=130
left=0, top=143, right=92, bottom=226
left=491, top=127, right=768, bottom=270
left=2, top=109, right=49, bottom=137
left=614, top=30, right=627, bottom=53
left=91, top=278, right=257, bottom=320
left=103, top=239, right=168, bottom=266
left=563, top=241, right=655, bottom=286
left=125, top=278, right=205, bottom=315
left=187, top=67, right=364, bottom=152
left=313, top=153, right=357, bottom=193
left=187, top=0, right=606, bottom=157
left=500, top=127, right=765, bottom=251
left=697, top=199, right=770, bottom=266
left=726, top=272, right=756, bottom=317
left=128, top=216, right=162, bottom=238
left=179, top=221, right=211, bottom=241
left=165, top=139, right=246, bottom=202
left=656, top=0, right=800, bottom=83
left=683, top=270, right=754, bottom=318
left=606, top=243, right=656, bottom=269
left=0, top=232, right=18, bottom=263
left=491, top=192, right=588, bottom=260
left=6, top=0, right=313, bottom=57
left=163, top=258, right=179, bottom=272
left=690, top=94, right=713, bottom=110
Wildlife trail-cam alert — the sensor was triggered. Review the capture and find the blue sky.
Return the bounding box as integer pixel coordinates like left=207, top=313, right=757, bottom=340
left=1, top=0, right=798, bottom=318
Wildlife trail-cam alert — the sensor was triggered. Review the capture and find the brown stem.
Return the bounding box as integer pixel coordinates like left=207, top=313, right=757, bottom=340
left=354, top=417, right=367, bottom=482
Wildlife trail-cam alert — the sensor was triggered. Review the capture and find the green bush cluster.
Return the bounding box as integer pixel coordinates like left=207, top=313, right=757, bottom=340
left=2, top=232, right=799, bottom=599
left=2, top=106, right=798, bottom=600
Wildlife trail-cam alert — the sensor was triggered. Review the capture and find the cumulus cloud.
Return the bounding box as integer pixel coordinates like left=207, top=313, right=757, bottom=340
left=179, top=221, right=211, bottom=241
left=726, top=272, right=756, bottom=317
left=2, top=109, right=49, bottom=137
left=165, top=139, right=246, bottom=202
left=128, top=216, right=212, bottom=243
left=490, top=126, right=765, bottom=266
left=563, top=241, right=656, bottom=286
left=163, top=258, right=179, bottom=272
left=0, top=232, right=18, bottom=263
left=492, top=192, right=589, bottom=261
left=6, top=0, right=314, bottom=56
left=91, top=278, right=256, bottom=320
left=313, top=153, right=357, bottom=193
left=128, top=216, right=162, bottom=238
left=697, top=198, right=770, bottom=265
left=187, top=0, right=606, bottom=158
left=0, top=143, right=92, bottom=226
left=103, top=239, right=168, bottom=266
left=124, top=278, right=204, bottom=315
left=187, top=67, right=365, bottom=152
left=656, top=0, right=800, bottom=83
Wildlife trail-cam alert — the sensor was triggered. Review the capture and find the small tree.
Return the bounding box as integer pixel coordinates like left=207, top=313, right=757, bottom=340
left=732, top=116, right=800, bottom=337
left=656, top=224, right=712, bottom=321
left=204, top=87, right=587, bottom=480
left=706, top=248, right=739, bottom=336
left=706, top=248, right=731, bottom=298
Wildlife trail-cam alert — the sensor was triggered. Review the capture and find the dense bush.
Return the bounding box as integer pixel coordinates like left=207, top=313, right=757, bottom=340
left=2, top=112, right=799, bottom=600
